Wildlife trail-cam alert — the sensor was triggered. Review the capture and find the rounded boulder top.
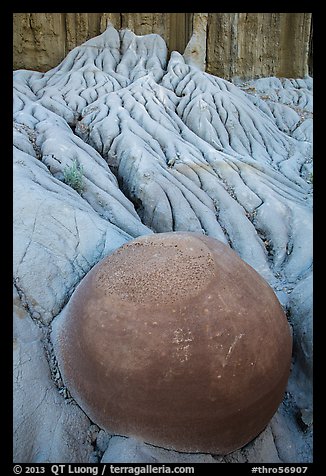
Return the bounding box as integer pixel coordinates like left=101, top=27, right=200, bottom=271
left=54, top=232, right=292, bottom=454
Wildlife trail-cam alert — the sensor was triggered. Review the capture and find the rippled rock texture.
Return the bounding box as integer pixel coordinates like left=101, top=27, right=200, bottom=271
left=13, top=24, right=313, bottom=463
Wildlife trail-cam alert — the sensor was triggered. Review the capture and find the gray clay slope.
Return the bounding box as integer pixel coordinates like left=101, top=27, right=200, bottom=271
left=13, top=24, right=313, bottom=463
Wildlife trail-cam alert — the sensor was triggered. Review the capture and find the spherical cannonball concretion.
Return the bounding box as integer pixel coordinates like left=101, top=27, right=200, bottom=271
left=55, top=232, right=292, bottom=454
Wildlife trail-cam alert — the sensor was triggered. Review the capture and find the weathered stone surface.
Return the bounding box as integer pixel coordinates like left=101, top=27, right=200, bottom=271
left=99, top=403, right=312, bottom=464
left=13, top=13, right=67, bottom=72
left=183, top=13, right=208, bottom=70
left=13, top=13, right=312, bottom=79
left=54, top=232, right=292, bottom=454
left=13, top=13, right=191, bottom=72
left=13, top=287, right=95, bottom=462
left=13, top=64, right=151, bottom=325
left=13, top=25, right=312, bottom=462
left=206, top=13, right=312, bottom=79
left=101, top=436, right=218, bottom=463
left=13, top=139, right=143, bottom=324
left=287, top=274, right=313, bottom=423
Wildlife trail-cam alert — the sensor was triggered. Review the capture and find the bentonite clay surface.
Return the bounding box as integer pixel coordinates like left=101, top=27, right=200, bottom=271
left=54, top=232, right=292, bottom=455
left=13, top=24, right=312, bottom=463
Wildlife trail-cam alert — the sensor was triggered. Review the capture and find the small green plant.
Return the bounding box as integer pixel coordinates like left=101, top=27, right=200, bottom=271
left=63, top=159, right=85, bottom=194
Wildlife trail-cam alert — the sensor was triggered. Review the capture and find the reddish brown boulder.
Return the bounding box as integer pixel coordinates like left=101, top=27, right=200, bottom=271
left=55, top=232, right=292, bottom=454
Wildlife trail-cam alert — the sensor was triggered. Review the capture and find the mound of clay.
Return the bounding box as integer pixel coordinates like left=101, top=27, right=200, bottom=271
left=55, top=232, right=292, bottom=454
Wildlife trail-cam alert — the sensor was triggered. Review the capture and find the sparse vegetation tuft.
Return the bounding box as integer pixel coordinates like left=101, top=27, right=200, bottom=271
left=63, top=159, right=85, bottom=194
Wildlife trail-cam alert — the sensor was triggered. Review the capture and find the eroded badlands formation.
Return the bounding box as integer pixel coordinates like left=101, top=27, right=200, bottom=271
left=13, top=25, right=312, bottom=463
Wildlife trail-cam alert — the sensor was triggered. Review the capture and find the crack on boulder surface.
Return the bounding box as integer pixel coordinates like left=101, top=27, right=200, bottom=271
left=14, top=279, right=74, bottom=402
